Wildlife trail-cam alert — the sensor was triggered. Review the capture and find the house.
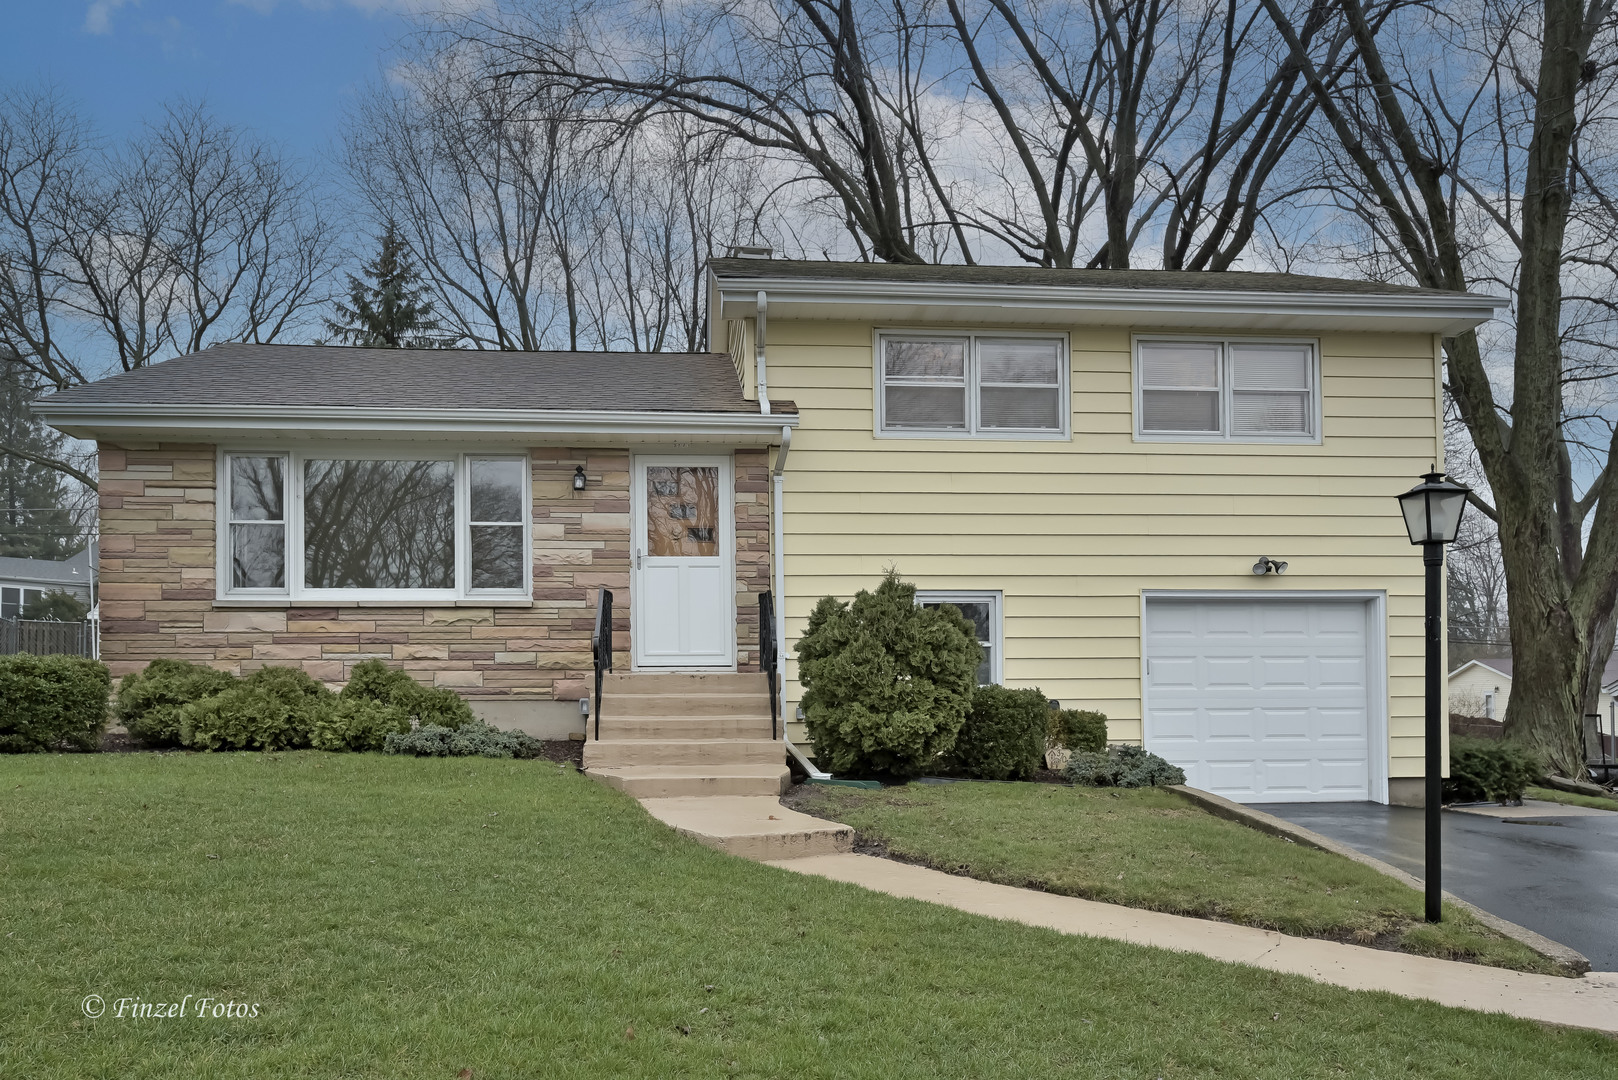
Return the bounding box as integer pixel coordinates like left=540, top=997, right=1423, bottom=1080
left=35, top=257, right=1504, bottom=806
left=0, top=545, right=96, bottom=619
left=1449, top=656, right=1618, bottom=732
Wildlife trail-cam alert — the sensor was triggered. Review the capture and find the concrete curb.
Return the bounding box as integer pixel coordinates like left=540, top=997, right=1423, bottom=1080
left=1167, top=784, right=1591, bottom=975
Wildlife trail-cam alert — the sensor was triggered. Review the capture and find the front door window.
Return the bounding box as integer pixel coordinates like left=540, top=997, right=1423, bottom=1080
left=645, top=466, right=720, bottom=557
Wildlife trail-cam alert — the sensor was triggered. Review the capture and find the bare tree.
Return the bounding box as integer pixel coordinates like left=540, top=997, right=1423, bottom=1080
left=468, top=0, right=1325, bottom=268
left=0, top=88, right=340, bottom=488
left=1261, top=0, right=1618, bottom=775
left=344, top=33, right=768, bottom=352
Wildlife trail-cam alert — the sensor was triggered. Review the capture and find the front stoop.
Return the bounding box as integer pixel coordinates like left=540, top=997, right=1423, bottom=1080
left=641, top=797, right=854, bottom=861
left=583, top=669, right=792, bottom=806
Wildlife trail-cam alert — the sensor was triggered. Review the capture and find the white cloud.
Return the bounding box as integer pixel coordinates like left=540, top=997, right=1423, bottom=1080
left=83, top=0, right=135, bottom=35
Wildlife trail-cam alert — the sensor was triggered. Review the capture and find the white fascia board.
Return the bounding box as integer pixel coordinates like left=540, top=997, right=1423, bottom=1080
left=34, top=402, right=797, bottom=444
left=714, top=278, right=1506, bottom=335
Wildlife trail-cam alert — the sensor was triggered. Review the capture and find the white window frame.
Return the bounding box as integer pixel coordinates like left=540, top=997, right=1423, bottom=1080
left=875, top=330, right=1071, bottom=439
left=216, top=446, right=532, bottom=604
left=1132, top=334, right=1322, bottom=444
left=915, top=590, right=1003, bottom=685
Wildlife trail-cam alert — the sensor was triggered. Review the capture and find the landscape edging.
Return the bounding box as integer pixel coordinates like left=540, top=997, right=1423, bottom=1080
left=1166, top=784, right=1592, bottom=976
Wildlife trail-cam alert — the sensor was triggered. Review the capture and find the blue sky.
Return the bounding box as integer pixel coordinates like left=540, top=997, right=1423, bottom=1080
left=2, top=2, right=425, bottom=163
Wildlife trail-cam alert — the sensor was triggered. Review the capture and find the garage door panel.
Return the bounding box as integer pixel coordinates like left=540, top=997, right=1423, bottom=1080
left=1146, top=598, right=1373, bottom=803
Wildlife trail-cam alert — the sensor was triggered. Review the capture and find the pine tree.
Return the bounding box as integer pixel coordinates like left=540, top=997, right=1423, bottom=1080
left=324, top=220, right=452, bottom=348
left=0, top=361, right=85, bottom=560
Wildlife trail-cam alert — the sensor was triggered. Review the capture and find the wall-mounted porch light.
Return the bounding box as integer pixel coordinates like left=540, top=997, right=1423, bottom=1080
left=573, top=466, right=587, bottom=491
left=1251, top=556, right=1288, bottom=576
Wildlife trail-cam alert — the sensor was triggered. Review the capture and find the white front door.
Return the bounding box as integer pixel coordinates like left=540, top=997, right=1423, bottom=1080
left=632, top=456, right=735, bottom=669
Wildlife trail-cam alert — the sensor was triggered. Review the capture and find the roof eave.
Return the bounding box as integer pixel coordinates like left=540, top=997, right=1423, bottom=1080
left=34, top=402, right=796, bottom=444
left=712, top=276, right=1506, bottom=335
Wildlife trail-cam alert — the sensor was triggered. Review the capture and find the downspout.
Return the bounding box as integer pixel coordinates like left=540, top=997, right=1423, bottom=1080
left=755, top=290, right=771, bottom=415
left=773, top=424, right=826, bottom=779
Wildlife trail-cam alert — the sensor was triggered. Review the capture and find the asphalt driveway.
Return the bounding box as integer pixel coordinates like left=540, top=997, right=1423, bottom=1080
left=1250, top=801, right=1618, bottom=971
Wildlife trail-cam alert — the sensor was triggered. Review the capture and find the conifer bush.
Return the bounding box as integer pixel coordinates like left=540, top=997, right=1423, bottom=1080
left=116, top=658, right=237, bottom=747
left=341, top=659, right=475, bottom=730
left=943, top=684, right=1049, bottom=780
left=383, top=720, right=544, bottom=759
left=1049, top=708, right=1108, bottom=754
left=1064, top=745, right=1187, bottom=788
left=795, top=571, right=980, bottom=779
left=0, top=654, right=110, bottom=752
left=310, top=697, right=411, bottom=752
left=1446, top=736, right=1542, bottom=805
left=179, top=666, right=332, bottom=751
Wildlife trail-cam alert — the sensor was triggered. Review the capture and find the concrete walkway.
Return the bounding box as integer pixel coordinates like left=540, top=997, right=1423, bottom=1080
left=767, top=852, right=1618, bottom=1034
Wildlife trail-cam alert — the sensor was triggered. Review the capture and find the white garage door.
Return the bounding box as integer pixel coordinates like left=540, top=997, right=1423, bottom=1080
left=1144, top=598, right=1372, bottom=803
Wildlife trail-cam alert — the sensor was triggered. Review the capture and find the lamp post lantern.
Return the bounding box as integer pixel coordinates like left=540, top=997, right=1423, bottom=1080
left=1396, top=470, right=1471, bottom=923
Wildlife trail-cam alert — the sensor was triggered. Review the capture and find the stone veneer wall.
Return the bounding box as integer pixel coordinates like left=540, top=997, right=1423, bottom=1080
left=97, top=443, right=773, bottom=699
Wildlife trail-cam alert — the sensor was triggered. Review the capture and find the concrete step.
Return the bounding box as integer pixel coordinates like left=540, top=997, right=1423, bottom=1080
left=638, top=796, right=854, bottom=861
left=588, top=765, right=791, bottom=798
left=583, top=738, right=783, bottom=769
left=603, top=671, right=769, bottom=695
left=595, top=715, right=777, bottom=740
left=604, top=691, right=775, bottom=718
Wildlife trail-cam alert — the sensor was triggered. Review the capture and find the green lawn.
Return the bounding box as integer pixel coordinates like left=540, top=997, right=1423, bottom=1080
left=1524, top=785, right=1618, bottom=812
left=792, top=781, right=1562, bottom=974
left=2, top=756, right=1609, bottom=1079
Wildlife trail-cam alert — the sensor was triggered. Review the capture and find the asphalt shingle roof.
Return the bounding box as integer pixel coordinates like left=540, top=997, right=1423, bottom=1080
left=709, top=257, right=1475, bottom=298
left=41, top=344, right=764, bottom=414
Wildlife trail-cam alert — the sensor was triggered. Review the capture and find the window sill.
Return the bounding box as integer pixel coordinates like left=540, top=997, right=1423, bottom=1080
left=213, top=598, right=535, bottom=609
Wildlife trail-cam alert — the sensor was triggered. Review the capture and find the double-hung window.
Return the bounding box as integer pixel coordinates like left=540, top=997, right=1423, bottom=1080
left=916, top=591, right=1002, bottom=685
left=879, top=333, right=1067, bottom=436
left=220, top=450, right=530, bottom=601
left=1136, top=338, right=1318, bottom=441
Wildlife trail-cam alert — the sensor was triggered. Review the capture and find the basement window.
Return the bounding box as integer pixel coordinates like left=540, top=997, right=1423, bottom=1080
left=916, top=590, right=1002, bottom=685
left=219, top=450, right=530, bottom=602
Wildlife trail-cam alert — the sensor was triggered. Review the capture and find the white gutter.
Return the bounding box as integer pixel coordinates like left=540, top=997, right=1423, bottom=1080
left=771, top=423, right=826, bottom=779
left=755, top=289, right=771, bottom=415
left=715, top=277, right=1506, bottom=336
left=34, top=402, right=799, bottom=442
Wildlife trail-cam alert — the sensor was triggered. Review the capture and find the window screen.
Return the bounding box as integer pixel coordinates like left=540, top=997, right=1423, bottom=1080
left=978, top=338, right=1062, bottom=430
left=1139, top=342, right=1220, bottom=433
left=1231, top=344, right=1312, bottom=435
left=469, top=458, right=527, bottom=590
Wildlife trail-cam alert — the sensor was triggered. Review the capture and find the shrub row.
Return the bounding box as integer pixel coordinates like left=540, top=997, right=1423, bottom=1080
left=115, top=659, right=482, bottom=753
left=795, top=571, right=1168, bottom=783
left=0, top=654, right=111, bottom=752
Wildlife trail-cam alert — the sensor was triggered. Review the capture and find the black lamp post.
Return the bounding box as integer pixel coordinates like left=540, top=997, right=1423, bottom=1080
left=1396, top=470, right=1471, bottom=922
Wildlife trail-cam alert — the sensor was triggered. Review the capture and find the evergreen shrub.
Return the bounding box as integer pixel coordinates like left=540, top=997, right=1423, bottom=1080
left=795, top=570, right=980, bottom=779
left=0, top=654, right=110, bottom=752
left=1064, top=745, right=1187, bottom=788
left=1049, top=708, right=1108, bottom=754
left=1446, top=736, right=1542, bottom=805
left=116, top=659, right=237, bottom=747
left=310, top=697, right=411, bottom=752
left=342, top=659, right=475, bottom=730
left=944, top=684, right=1049, bottom=780
left=179, top=666, right=332, bottom=751
left=383, top=720, right=544, bottom=759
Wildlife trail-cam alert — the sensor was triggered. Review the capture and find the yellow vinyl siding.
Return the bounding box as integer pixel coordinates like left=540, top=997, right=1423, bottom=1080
left=768, top=319, right=1442, bottom=781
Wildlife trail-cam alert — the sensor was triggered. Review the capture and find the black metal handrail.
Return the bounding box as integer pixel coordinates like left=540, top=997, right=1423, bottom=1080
left=759, top=590, right=779, bottom=740
left=591, top=588, right=613, bottom=740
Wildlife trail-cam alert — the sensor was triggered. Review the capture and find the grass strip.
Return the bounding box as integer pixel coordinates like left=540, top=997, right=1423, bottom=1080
left=793, top=780, right=1564, bottom=974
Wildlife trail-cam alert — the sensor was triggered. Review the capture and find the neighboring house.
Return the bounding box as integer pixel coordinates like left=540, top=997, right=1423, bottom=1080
left=1449, top=655, right=1618, bottom=733
left=0, top=545, right=96, bottom=619
left=35, top=257, right=1504, bottom=806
